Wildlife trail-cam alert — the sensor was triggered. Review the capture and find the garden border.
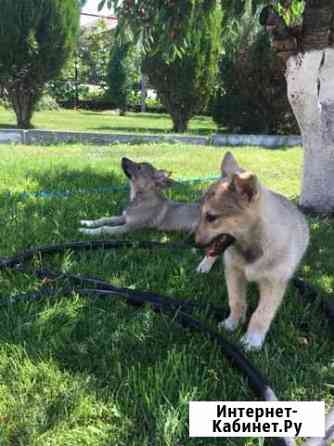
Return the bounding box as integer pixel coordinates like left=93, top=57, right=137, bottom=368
left=0, top=129, right=302, bottom=148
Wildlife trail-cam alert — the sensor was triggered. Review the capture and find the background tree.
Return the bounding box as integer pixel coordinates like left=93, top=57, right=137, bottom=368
left=213, top=0, right=297, bottom=134
left=259, top=0, right=334, bottom=213
left=98, top=0, right=222, bottom=132
left=79, top=19, right=114, bottom=85
left=95, top=0, right=334, bottom=211
left=49, top=19, right=114, bottom=106
left=142, top=3, right=222, bottom=132
left=106, top=40, right=132, bottom=115
left=98, top=0, right=220, bottom=60
left=0, top=0, right=80, bottom=128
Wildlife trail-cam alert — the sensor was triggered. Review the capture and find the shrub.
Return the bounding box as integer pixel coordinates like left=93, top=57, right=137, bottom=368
left=212, top=6, right=298, bottom=134
left=142, top=2, right=222, bottom=133
left=127, top=91, right=165, bottom=113
left=0, top=0, right=80, bottom=128
left=106, top=38, right=140, bottom=115
left=34, top=94, right=60, bottom=112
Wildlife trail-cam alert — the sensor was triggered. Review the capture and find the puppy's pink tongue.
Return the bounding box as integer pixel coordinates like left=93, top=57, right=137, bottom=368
left=205, top=234, right=235, bottom=257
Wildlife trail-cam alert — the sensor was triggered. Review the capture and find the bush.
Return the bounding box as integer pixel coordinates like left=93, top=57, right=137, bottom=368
left=80, top=85, right=105, bottom=101
left=212, top=11, right=298, bottom=134
left=1, top=92, right=60, bottom=112
left=145, top=97, right=164, bottom=113
left=105, top=35, right=141, bottom=116
left=0, top=96, right=10, bottom=110
left=34, top=94, right=60, bottom=112
left=48, top=80, right=85, bottom=105
left=0, top=0, right=79, bottom=128
left=143, top=2, right=222, bottom=133
left=127, top=91, right=165, bottom=113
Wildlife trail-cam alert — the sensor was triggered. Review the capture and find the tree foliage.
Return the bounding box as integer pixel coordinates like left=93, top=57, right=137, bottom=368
left=0, top=0, right=80, bottom=128
left=142, top=2, right=222, bottom=132
left=213, top=34, right=298, bottom=134
left=98, top=0, right=219, bottom=61
left=106, top=40, right=133, bottom=114
left=95, top=0, right=333, bottom=59
left=213, top=0, right=298, bottom=134
left=80, top=19, right=114, bottom=85
left=260, top=0, right=333, bottom=60
left=48, top=20, right=115, bottom=106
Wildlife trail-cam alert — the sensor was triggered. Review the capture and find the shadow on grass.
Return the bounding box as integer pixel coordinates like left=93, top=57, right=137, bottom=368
left=88, top=126, right=214, bottom=136
left=0, top=169, right=235, bottom=443
left=0, top=122, right=17, bottom=129
left=302, top=215, right=334, bottom=287
left=0, top=166, right=333, bottom=445
left=80, top=111, right=170, bottom=120
left=30, top=166, right=127, bottom=194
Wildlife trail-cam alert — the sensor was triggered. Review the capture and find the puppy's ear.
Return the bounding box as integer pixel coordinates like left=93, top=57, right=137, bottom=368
left=153, top=170, right=175, bottom=188
left=221, top=152, right=241, bottom=177
left=231, top=172, right=259, bottom=201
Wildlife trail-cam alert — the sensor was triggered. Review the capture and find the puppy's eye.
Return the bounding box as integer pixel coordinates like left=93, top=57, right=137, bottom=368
left=206, top=213, right=218, bottom=223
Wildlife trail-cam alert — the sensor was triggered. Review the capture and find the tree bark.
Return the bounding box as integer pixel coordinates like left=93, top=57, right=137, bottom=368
left=286, top=49, right=334, bottom=213
left=140, top=73, right=146, bottom=113
left=170, top=109, right=190, bottom=133
left=10, top=89, right=35, bottom=129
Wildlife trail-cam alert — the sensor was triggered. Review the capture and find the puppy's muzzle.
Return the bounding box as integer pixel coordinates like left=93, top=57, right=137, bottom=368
left=196, top=233, right=236, bottom=256
left=121, top=157, right=136, bottom=179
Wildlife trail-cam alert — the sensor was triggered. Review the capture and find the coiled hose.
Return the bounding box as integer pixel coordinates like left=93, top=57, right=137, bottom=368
left=2, top=239, right=332, bottom=446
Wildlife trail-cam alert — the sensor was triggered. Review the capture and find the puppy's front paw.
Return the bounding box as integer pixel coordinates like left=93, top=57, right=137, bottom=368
left=219, top=316, right=239, bottom=332
left=240, top=332, right=265, bottom=351
left=80, top=220, right=94, bottom=227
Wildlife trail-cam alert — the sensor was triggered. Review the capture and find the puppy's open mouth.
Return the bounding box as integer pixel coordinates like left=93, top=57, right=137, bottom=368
left=205, top=234, right=235, bottom=257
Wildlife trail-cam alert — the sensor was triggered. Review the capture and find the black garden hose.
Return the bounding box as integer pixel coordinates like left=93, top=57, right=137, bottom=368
left=5, top=239, right=331, bottom=446
left=32, top=267, right=227, bottom=320
left=0, top=239, right=192, bottom=269
left=29, top=266, right=279, bottom=402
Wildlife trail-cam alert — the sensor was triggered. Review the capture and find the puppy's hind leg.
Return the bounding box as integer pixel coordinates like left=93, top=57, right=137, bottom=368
left=241, top=278, right=287, bottom=351
left=219, top=264, right=247, bottom=332
left=79, top=224, right=131, bottom=236
left=80, top=216, right=126, bottom=228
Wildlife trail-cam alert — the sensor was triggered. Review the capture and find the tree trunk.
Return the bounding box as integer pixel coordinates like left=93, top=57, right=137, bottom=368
left=10, top=89, right=34, bottom=129
left=140, top=73, right=146, bottom=113
left=286, top=49, right=334, bottom=213
left=170, top=110, right=189, bottom=133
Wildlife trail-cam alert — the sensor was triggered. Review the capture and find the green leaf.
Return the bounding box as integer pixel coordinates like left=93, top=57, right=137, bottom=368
left=98, top=0, right=106, bottom=12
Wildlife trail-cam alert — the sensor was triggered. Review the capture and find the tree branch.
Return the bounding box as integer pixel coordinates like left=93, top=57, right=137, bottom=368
left=259, top=6, right=298, bottom=60
left=302, top=0, right=334, bottom=51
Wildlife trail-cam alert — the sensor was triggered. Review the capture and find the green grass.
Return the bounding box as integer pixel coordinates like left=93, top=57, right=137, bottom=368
left=0, top=143, right=333, bottom=446
left=0, top=106, right=216, bottom=135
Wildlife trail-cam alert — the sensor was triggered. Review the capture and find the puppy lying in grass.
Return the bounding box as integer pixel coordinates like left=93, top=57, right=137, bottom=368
left=79, top=157, right=220, bottom=273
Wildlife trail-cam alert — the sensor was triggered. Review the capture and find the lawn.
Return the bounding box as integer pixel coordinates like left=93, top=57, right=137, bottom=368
left=0, top=143, right=333, bottom=446
left=0, top=106, right=216, bottom=135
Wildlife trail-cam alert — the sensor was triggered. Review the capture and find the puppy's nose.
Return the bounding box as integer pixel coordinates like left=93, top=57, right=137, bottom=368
left=195, top=232, right=207, bottom=248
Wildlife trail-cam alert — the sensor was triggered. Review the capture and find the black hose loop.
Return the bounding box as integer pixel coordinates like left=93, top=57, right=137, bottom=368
left=0, top=240, right=299, bottom=446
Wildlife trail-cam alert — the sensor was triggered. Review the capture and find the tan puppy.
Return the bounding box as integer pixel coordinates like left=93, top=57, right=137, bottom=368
left=196, top=152, right=309, bottom=350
